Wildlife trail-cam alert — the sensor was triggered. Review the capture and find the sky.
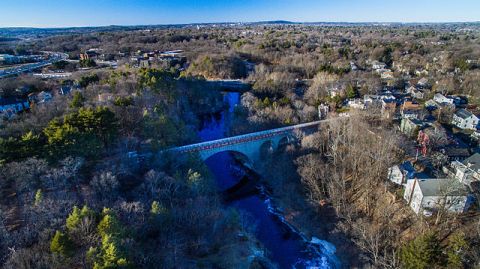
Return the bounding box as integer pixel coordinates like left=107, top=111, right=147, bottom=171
left=0, top=0, right=479, bottom=28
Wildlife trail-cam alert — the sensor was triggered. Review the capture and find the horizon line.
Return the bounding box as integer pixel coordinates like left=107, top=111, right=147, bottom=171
left=1, top=20, right=479, bottom=30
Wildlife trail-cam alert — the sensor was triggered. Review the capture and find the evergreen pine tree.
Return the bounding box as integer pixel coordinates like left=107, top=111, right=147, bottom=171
left=346, top=84, right=357, bottom=99
left=400, top=232, right=442, bottom=269
left=98, top=213, right=122, bottom=238
left=80, top=205, right=96, bottom=219
left=447, top=232, right=468, bottom=269
left=50, top=230, right=73, bottom=256
left=70, top=92, right=85, bottom=108
left=34, top=189, right=43, bottom=206
left=66, top=206, right=82, bottom=232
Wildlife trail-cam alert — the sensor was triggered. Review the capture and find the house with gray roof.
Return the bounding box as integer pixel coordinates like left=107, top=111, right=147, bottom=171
left=452, top=109, right=479, bottom=130
left=451, top=153, right=480, bottom=186
left=433, top=93, right=455, bottom=106
left=404, top=178, right=468, bottom=215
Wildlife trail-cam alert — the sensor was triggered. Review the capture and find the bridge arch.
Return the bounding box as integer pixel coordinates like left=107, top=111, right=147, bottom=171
left=167, top=121, right=324, bottom=166
left=204, top=150, right=252, bottom=167
left=259, top=140, right=274, bottom=159
left=277, top=136, right=289, bottom=151
left=203, top=150, right=253, bottom=191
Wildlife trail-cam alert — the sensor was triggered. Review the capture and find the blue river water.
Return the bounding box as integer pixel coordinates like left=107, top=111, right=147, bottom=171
left=199, top=92, right=339, bottom=269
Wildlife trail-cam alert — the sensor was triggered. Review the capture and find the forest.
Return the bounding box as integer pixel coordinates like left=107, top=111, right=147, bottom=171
left=1, top=22, right=480, bottom=268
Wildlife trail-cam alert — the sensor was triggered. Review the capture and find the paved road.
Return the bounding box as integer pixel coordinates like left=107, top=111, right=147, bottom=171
left=0, top=52, right=69, bottom=79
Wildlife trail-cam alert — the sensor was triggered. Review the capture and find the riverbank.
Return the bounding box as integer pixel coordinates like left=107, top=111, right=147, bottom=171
left=228, top=156, right=342, bottom=268
left=199, top=91, right=340, bottom=268
left=257, top=152, right=363, bottom=268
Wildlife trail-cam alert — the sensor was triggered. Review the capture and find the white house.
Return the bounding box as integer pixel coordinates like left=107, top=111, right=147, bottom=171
left=451, top=153, right=480, bottom=186
left=388, top=162, right=415, bottom=185
left=452, top=109, right=479, bottom=130
left=347, top=99, right=366, bottom=110
left=404, top=178, right=468, bottom=215
left=372, top=61, right=387, bottom=70
left=388, top=165, right=403, bottom=185
left=433, top=93, right=454, bottom=105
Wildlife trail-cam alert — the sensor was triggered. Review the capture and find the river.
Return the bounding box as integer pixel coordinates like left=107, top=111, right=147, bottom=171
left=199, top=92, right=340, bottom=269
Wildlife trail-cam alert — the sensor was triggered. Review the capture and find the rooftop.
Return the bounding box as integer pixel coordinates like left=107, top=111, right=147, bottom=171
left=418, top=178, right=468, bottom=197
left=402, top=100, right=421, bottom=110
left=455, top=109, right=475, bottom=119
left=463, top=153, right=480, bottom=172
left=0, top=97, right=27, bottom=106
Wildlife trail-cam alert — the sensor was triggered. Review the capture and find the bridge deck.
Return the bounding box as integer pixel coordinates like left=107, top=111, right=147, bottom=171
left=171, top=120, right=324, bottom=154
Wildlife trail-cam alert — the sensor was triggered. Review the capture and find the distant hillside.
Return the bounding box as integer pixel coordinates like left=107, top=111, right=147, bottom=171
left=0, top=21, right=478, bottom=39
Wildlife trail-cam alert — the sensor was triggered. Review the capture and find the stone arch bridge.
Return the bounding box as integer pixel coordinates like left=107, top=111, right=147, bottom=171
left=168, top=120, right=325, bottom=164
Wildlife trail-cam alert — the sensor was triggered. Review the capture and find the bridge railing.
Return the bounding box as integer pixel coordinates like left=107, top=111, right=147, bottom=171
left=170, top=120, right=324, bottom=154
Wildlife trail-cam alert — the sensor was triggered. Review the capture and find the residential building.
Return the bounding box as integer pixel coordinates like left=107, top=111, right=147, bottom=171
left=451, top=153, right=480, bottom=186
left=422, top=122, right=448, bottom=148
left=442, top=147, right=471, bottom=162
left=400, top=100, right=422, bottom=119
left=381, top=99, right=397, bottom=119
left=425, top=99, right=438, bottom=109
left=388, top=161, right=415, bottom=185
left=433, top=93, right=454, bottom=105
left=364, top=95, right=380, bottom=107
left=380, top=70, right=394, bottom=79
left=404, top=178, right=468, bottom=215
left=400, top=117, right=424, bottom=137
left=472, top=131, right=480, bottom=141
left=346, top=99, right=365, bottom=110
left=0, top=97, right=30, bottom=118
left=28, top=91, right=52, bottom=104
left=417, top=78, right=430, bottom=89
left=452, top=109, right=479, bottom=130
left=407, top=86, right=425, bottom=99
left=80, top=49, right=101, bottom=60
left=371, top=61, right=387, bottom=70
